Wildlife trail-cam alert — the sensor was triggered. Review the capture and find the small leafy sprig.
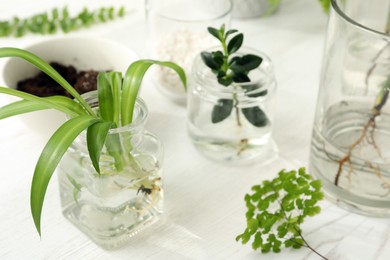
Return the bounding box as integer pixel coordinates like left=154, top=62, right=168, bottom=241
left=201, top=25, right=268, bottom=127
left=0, top=6, right=126, bottom=38
left=236, top=168, right=327, bottom=259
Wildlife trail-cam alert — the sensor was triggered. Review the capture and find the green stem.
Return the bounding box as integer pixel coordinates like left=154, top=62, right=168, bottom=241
left=233, top=86, right=242, bottom=127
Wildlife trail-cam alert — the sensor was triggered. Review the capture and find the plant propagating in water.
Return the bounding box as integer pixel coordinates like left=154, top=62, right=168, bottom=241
left=333, top=20, right=390, bottom=189
left=236, top=168, right=328, bottom=259
left=201, top=24, right=268, bottom=128
left=0, top=6, right=126, bottom=38
left=0, top=47, right=186, bottom=236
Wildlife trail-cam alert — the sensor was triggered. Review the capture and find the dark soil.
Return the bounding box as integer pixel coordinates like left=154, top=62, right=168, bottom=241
left=17, top=62, right=99, bottom=98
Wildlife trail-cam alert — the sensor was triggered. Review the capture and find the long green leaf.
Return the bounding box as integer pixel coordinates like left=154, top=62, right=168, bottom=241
left=31, top=115, right=100, bottom=236
left=121, top=59, right=187, bottom=126
left=0, top=87, right=87, bottom=117
left=0, top=100, right=47, bottom=119
left=0, top=47, right=94, bottom=115
left=86, top=121, right=113, bottom=174
left=107, top=72, right=122, bottom=126
left=97, top=72, right=114, bottom=122
left=45, top=96, right=87, bottom=116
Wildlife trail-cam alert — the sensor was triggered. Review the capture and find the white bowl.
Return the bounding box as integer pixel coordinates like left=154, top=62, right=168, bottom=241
left=1, top=37, right=138, bottom=135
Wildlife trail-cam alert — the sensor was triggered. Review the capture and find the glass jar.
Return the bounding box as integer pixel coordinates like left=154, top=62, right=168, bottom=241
left=57, top=91, right=164, bottom=249
left=309, top=0, right=390, bottom=216
left=188, top=47, right=277, bottom=164
left=232, top=0, right=280, bottom=19
left=145, top=0, right=233, bottom=104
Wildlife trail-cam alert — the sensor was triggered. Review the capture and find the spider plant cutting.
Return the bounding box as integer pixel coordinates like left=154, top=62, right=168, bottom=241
left=0, top=47, right=186, bottom=246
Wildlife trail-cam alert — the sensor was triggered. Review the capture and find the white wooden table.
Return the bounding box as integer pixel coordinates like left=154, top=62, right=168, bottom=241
left=0, top=0, right=389, bottom=259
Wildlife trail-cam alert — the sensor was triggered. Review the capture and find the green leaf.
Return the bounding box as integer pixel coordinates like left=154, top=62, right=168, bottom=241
left=66, top=174, right=82, bottom=204
left=107, top=72, right=122, bottom=126
left=240, top=54, right=263, bottom=71
left=0, top=100, right=47, bottom=119
left=0, top=48, right=94, bottom=115
left=211, top=51, right=224, bottom=67
left=242, top=107, right=268, bottom=127
left=31, top=115, right=100, bottom=236
left=230, top=64, right=246, bottom=74
left=121, top=59, right=186, bottom=126
left=217, top=76, right=233, bottom=86
left=211, top=99, right=233, bottom=123
left=227, top=33, right=243, bottom=54
left=97, top=72, right=114, bottom=122
left=0, top=87, right=87, bottom=117
left=201, top=52, right=220, bottom=70
left=207, top=27, right=221, bottom=41
left=87, top=121, right=113, bottom=174
left=252, top=233, right=263, bottom=250
left=310, top=179, right=322, bottom=191
left=232, top=73, right=250, bottom=83
left=248, top=218, right=259, bottom=231
left=225, top=29, right=238, bottom=37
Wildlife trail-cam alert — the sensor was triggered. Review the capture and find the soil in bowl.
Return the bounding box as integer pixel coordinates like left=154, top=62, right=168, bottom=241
left=17, top=62, right=100, bottom=97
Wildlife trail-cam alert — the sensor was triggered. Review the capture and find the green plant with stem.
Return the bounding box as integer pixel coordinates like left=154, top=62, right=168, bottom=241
left=0, top=6, right=126, bottom=38
left=201, top=24, right=268, bottom=128
left=333, top=14, right=390, bottom=187
left=0, top=47, right=186, bottom=236
left=236, top=168, right=327, bottom=259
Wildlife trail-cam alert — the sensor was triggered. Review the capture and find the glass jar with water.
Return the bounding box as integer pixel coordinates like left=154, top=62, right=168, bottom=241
left=187, top=47, right=277, bottom=164
left=309, top=0, right=390, bottom=216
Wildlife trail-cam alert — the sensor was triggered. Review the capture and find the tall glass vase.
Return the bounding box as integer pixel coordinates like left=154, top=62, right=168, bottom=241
left=309, top=0, right=390, bottom=216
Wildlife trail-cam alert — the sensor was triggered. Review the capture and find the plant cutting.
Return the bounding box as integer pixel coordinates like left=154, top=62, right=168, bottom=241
left=309, top=0, right=390, bottom=217
left=236, top=168, right=327, bottom=259
left=201, top=24, right=268, bottom=128
left=0, top=47, right=186, bottom=248
left=187, top=24, right=276, bottom=162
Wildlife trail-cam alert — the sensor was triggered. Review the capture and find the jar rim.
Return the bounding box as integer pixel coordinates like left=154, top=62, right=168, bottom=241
left=145, top=0, right=233, bottom=24
left=331, top=0, right=390, bottom=38
left=79, top=90, right=148, bottom=134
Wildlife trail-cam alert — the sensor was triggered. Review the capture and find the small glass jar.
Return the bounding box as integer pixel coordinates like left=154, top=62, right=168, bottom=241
left=187, top=47, right=277, bottom=163
left=145, top=0, right=233, bottom=104
left=309, top=0, right=390, bottom=216
left=57, top=91, right=164, bottom=249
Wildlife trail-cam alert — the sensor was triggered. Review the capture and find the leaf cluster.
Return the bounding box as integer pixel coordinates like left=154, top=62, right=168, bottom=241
left=0, top=6, right=126, bottom=38
left=201, top=25, right=262, bottom=87
left=0, top=48, right=186, bottom=236
left=201, top=25, right=268, bottom=127
left=236, top=168, right=324, bottom=254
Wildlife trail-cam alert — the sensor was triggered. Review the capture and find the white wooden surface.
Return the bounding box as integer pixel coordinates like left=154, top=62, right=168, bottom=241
left=0, top=0, right=389, bottom=259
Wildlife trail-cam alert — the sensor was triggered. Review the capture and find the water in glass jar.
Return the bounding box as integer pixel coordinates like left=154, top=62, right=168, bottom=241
left=310, top=100, right=390, bottom=216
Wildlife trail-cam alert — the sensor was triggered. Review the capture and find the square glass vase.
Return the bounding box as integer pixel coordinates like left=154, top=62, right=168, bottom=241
left=57, top=92, right=164, bottom=249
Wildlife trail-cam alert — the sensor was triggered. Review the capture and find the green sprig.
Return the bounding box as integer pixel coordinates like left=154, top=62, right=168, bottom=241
left=236, top=168, right=327, bottom=259
left=202, top=24, right=268, bottom=127
left=0, top=6, right=126, bottom=38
